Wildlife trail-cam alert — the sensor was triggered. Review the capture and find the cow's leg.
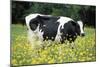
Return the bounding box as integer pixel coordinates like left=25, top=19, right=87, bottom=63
left=28, top=30, right=43, bottom=49
left=60, top=35, right=66, bottom=44
left=27, top=30, right=35, bottom=47
left=69, top=37, right=76, bottom=49
left=37, top=31, right=45, bottom=49
left=27, top=30, right=41, bottom=55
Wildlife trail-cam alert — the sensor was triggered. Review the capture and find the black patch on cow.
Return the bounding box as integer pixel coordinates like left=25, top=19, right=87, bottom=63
left=37, top=16, right=60, bottom=41
left=37, top=15, right=60, bottom=25
left=42, top=21, right=59, bottom=41
left=29, top=18, right=39, bottom=31
left=60, top=21, right=80, bottom=43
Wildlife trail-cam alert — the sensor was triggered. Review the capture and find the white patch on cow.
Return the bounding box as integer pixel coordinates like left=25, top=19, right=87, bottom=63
left=27, top=25, right=44, bottom=49
left=25, top=14, right=45, bottom=48
left=43, top=25, right=46, bottom=27
left=57, top=16, right=73, bottom=29
left=33, top=24, right=44, bottom=41
left=55, top=16, right=73, bottom=41
left=77, top=20, right=84, bottom=34
left=38, top=29, right=44, bottom=41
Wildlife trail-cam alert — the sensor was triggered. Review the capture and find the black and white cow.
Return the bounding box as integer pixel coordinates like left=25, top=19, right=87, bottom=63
left=25, top=13, right=85, bottom=48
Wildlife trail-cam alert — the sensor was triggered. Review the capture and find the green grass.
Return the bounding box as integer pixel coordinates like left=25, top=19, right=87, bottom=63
left=11, top=24, right=96, bottom=66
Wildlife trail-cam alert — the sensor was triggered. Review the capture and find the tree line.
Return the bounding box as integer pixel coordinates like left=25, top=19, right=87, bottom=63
left=12, top=1, right=96, bottom=27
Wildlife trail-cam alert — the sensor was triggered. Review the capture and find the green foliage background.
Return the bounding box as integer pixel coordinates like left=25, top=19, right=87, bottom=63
left=12, top=1, right=96, bottom=27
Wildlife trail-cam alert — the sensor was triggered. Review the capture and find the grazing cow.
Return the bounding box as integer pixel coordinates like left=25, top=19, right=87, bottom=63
left=25, top=13, right=85, bottom=48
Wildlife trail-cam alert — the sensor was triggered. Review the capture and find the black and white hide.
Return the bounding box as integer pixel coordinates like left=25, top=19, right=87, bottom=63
left=25, top=13, right=85, bottom=48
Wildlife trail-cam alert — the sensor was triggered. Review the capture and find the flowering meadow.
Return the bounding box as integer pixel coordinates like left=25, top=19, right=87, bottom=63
left=11, top=24, right=96, bottom=66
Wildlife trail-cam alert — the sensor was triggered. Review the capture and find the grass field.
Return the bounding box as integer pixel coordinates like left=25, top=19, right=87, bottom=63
left=11, top=24, right=96, bottom=66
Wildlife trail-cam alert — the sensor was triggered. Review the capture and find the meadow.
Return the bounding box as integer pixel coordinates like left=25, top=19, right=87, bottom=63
left=11, top=24, right=96, bottom=66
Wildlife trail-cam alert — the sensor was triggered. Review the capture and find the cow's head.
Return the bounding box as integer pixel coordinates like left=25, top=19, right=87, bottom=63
left=29, top=15, right=45, bottom=33
left=77, top=20, right=85, bottom=37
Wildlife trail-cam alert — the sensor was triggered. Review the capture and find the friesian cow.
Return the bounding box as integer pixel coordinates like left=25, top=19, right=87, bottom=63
left=25, top=13, right=85, bottom=48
